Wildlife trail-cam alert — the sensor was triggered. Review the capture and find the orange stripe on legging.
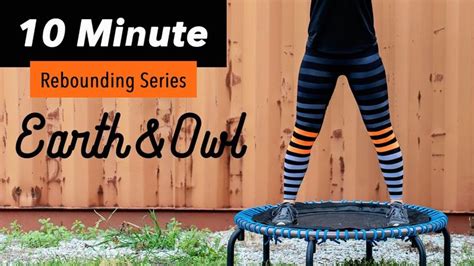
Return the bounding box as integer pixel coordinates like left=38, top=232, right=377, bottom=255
left=368, top=126, right=393, bottom=137
left=372, top=132, right=395, bottom=145
left=294, top=127, right=318, bottom=138
left=375, top=141, right=400, bottom=153
left=288, top=145, right=312, bottom=155
left=291, top=136, right=314, bottom=147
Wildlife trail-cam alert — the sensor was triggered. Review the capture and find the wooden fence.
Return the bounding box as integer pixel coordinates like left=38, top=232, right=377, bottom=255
left=0, top=0, right=473, bottom=212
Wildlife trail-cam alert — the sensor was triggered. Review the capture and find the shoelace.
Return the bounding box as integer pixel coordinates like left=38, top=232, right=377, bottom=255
left=272, top=203, right=298, bottom=221
left=386, top=204, right=404, bottom=219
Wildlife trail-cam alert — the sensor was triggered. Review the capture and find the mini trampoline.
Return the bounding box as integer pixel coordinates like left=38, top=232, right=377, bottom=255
left=227, top=201, right=450, bottom=266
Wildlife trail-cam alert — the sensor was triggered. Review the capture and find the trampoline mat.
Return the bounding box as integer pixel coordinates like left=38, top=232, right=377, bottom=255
left=252, top=202, right=431, bottom=230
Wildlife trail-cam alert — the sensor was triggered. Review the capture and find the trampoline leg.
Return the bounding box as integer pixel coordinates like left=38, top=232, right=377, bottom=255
left=262, top=235, right=270, bottom=265
left=366, top=241, right=373, bottom=261
left=441, top=227, right=451, bottom=266
left=410, top=236, right=427, bottom=266
left=306, top=240, right=316, bottom=266
left=227, top=228, right=244, bottom=266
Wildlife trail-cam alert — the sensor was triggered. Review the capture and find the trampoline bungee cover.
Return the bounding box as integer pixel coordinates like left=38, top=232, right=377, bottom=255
left=234, top=201, right=448, bottom=241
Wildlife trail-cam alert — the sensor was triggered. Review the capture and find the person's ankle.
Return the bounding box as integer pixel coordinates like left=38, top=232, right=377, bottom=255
left=283, top=199, right=296, bottom=205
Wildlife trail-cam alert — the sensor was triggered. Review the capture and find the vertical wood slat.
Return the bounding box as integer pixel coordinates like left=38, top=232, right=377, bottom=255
left=227, top=0, right=244, bottom=208
left=0, top=70, right=5, bottom=205
left=156, top=99, right=174, bottom=207
left=45, top=97, right=62, bottom=206
left=240, top=0, right=258, bottom=207
left=430, top=0, right=447, bottom=211
left=3, top=70, right=18, bottom=207
left=0, top=0, right=472, bottom=212
left=101, top=99, right=118, bottom=207
left=451, top=0, right=473, bottom=211
left=443, top=0, right=461, bottom=211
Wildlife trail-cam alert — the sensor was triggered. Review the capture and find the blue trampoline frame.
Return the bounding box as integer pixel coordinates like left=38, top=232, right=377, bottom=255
left=227, top=201, right=451, bottom=266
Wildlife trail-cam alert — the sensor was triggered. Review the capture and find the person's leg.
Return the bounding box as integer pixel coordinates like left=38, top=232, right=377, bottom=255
left=273, top=49, right=338, bottom=225
left=282, top=52, right=339, bottom=203
left=345, top=47, right=409, bottom=226
left=345, top=49, right=404, bottom=203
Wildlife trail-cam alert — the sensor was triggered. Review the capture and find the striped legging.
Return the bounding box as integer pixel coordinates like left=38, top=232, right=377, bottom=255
left=283, top=44, right=403, bottom=201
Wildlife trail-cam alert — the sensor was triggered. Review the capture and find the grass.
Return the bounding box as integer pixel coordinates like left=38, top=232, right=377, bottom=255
left=7, top=257, right=158, bottom=266
left=97, top=211, right=181, bottom=250
left=0, top=218, right=73, bottom=249
left=0, top=210, right=227, bottom=265
left=0, top=213, right=472, bottom=265
left=459, top=242, right=474, bottom=265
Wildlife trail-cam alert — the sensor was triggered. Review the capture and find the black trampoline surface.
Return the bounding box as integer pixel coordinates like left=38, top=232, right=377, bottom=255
left=253, top=202, right=431, bottom=230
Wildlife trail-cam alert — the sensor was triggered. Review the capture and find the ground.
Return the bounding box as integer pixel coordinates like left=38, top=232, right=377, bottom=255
left=0, top=216, right=472, bottom=265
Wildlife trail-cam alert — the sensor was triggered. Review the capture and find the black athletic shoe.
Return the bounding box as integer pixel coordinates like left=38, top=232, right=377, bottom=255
left=387, top=201, right=409, bottom=226
left=271, top=202, right=298, bottom=226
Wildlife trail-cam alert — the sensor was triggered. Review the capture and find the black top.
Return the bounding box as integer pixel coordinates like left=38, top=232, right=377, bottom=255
left=307, top=0, right=377, bottom=53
